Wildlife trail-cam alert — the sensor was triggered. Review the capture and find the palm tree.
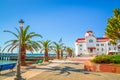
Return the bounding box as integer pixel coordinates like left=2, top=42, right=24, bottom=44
left=38, top=40, right=52, bottom=62
left=60, top=46, right=66, bottom=59
left=53, top=42, right=64, bottom=59
left=66, top=47, right=73, bottom=57
left=3, top=26, right=42, bottom=66
left=57, top=38, right=65, bottom=59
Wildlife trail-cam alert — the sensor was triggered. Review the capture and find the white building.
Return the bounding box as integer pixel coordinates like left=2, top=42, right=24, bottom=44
left=75, top=30, right=120, bottom=56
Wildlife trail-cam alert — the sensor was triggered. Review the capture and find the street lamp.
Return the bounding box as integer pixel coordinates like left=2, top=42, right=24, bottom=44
left=14, top=19, right=24, bottom=80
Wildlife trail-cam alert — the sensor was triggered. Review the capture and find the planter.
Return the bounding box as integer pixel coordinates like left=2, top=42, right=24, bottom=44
left=84, top=61, right=120, bottom=73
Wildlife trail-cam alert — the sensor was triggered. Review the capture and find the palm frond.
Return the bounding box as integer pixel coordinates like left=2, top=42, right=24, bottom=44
left=3, top=26, right=42, bottom=54
left=10, top=44, right=18, bottom=53
left=15, top=27, right=20, bottom=35
left=4, top=40, right=18, bottom=44
left=4, top=30, right=19, bottom=38
left=2, top=43, right=14, bottom=52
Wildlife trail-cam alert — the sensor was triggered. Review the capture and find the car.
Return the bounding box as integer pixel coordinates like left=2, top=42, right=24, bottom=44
left=108, top=51, right=120, bottom=55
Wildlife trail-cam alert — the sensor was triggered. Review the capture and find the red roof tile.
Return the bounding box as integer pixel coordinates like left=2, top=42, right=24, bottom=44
left=76, top=38, right=85, bottom=42
left=86, top=30, right=93, bottom=33
left=97, top=37, right=109, bottom=42
left=76, top=37, right=109, bottom=42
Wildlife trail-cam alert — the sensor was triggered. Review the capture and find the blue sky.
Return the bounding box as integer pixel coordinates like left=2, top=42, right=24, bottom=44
left=0, top=0, right=120, bottom=52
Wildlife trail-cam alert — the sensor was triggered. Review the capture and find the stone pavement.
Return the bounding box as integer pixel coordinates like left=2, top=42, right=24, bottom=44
left=3, top=62, right=62, bottom=80
left=1, top=57, right=120, bottom=80
left=28, top=62, right=120, bottom=80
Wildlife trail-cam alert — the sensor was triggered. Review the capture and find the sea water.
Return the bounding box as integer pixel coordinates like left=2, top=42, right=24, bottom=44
left=0, top=53, right=56, bottom=57
left=0, top=53, right=57, bottom=62
left=0, top=60, right=16, bottom=65
left=0, top=53, right=66, bottom=63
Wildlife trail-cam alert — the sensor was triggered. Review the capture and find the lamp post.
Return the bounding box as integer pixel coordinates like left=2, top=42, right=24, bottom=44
left=14, top=19, right=24, bottom=80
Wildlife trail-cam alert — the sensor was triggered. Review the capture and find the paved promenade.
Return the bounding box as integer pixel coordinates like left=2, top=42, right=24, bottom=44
left=3, top=62, right=61, bottom=80
left=28, top=61, right=120, bottom=80
left=0, top=57, right=120, bottom=80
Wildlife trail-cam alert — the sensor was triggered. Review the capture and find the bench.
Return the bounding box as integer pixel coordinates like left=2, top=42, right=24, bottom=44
left=0, top=63, right=16, bottom=73
left=35, top=59, right=43, bottom=64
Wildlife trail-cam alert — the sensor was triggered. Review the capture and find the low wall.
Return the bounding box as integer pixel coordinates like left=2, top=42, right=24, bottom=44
left=84, top=61, right=120, bottom=73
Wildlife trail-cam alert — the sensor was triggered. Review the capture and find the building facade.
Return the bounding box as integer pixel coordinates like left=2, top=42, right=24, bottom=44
left=75, top=30, right=120, bottom=56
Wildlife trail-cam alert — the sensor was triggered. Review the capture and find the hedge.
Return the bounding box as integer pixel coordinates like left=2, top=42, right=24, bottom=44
left=91, top=54, right=120, bottom=64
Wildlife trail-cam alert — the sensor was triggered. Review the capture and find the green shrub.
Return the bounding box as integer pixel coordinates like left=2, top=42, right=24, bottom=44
left=91, top=54, right=120, bottom=64
left=111, top=59, right=120, bottom=64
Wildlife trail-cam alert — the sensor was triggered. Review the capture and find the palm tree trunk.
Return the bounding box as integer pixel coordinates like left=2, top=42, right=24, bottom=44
left=44, top=49, right=49, bottom=62
left=70, top=52, right=72, bottom=57
left=57, top=51, right=60, bottom=59
left=68, top=52, right=72, bottom=57
left=61, top=50, right=63, bottom=59
left=20, top=47, right=26, bottom=66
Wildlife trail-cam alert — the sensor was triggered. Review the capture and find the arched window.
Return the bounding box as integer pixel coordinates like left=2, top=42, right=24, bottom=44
left=89, top=39, right=93, bottom=43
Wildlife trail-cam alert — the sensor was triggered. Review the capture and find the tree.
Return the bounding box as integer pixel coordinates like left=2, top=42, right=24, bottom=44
left=105, top=8, right=120, bottom=43
left=58, top=38, right=66, bottom=59
left=60, top=46, right=66, bottom=59
left=66, top=47, right=73, bottom=57
left=3, top=26, right=42, bottom=66
left=53, top=42, right=64, bottom=59
left=38, top=40, right=52, bottom=62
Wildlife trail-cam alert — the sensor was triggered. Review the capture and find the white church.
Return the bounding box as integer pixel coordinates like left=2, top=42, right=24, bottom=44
left=75, top=30, right=120, bottom=56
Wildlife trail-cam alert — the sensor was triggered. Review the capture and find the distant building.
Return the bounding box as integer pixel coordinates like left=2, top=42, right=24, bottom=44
left=75, top=30, right=120, bottom=56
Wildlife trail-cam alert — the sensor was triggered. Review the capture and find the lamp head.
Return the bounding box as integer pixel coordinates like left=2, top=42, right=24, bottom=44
left=19, top=19, right=24, bottom=27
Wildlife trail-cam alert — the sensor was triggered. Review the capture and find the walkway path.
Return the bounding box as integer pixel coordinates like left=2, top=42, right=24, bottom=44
left=1, top=57, right=120, bottom=80
left=3, top=62, right=61, bottom=80
left=28, top=61, right=120, bottom=80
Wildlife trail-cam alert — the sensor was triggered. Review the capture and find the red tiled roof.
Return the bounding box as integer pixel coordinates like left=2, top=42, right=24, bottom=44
left=76, top=37, right=109, bottom=42
left=96, top=37, right=109, bottom=42
left=76, top=38, right=85, bottom=42
left=86, top=30, right=93, bottom=33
